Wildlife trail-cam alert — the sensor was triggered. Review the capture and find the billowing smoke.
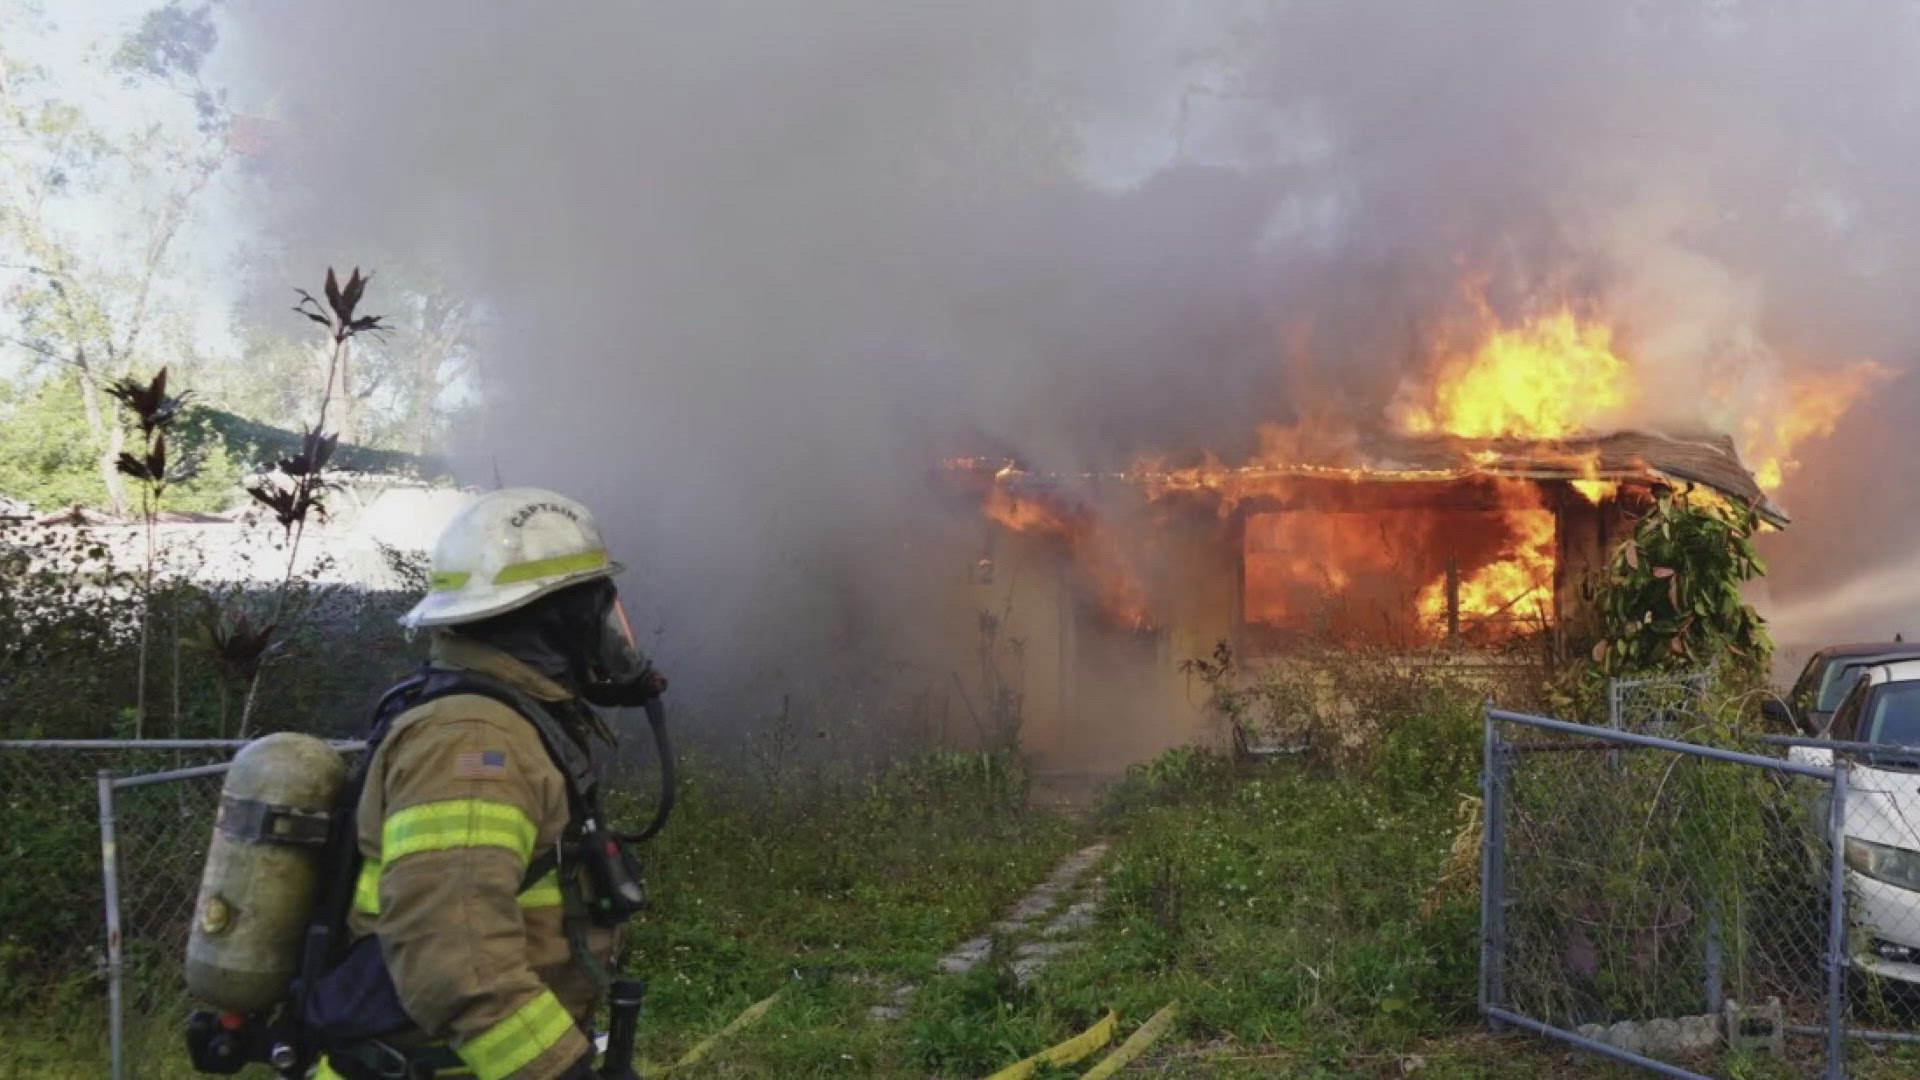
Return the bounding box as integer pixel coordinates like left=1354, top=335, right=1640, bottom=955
left=228, top=1, right=1920, bottom=724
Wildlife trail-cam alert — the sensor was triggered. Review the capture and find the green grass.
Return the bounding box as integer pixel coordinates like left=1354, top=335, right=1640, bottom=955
left=648, top=694, right=1920, bottom=1078
left=612, top=748, right=1083, bottom=1069
left=16, top=708, right=1920, bottom=1077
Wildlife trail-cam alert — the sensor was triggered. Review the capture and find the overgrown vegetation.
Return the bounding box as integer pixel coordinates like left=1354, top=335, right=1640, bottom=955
left=15, top=640, right=1920, bottom=1077
left=1499, top=678, right=1827, bottom=1032
left=0, top=269, right=411, bottom=744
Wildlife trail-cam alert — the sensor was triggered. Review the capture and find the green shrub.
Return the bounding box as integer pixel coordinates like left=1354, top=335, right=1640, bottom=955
left=1371, top=689, right=1480, bottom=798
left=1586, top=492, right=1771, bottom=680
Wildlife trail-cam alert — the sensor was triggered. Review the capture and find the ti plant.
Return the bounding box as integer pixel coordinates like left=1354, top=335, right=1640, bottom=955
left=229, top=267, right=385, bottom=731
left=104, top=366, right=198, bottom=736
left=1587, top=489, right=1772, bottom=682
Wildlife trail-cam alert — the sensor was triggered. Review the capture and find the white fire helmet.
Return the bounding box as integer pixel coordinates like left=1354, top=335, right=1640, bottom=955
left=400, top=488, right=622, bottom=629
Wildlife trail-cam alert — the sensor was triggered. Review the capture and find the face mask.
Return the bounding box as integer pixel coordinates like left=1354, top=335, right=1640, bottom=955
left=581, top=596, right=667, bottom=707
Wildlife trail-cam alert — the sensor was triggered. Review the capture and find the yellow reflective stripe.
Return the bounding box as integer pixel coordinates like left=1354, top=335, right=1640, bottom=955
left=492, top=549, right=607, bottom=586
left=517, top=869, right=562, bottom=908
left=355, top=860, right=383, bottom=915
left=429, top=569, right=472, bottom=592
left=382, top=800, right=537, bottom=862
left=457, top=989, right=574, bottom=1080
left=356, top=858, right=557, bottom=916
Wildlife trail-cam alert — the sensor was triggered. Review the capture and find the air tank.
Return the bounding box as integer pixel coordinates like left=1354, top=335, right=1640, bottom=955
left=185, top=732, right=347, bottom=1013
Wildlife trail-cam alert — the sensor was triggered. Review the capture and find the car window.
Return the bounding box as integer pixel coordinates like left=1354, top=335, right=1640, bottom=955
left=1791, top=655, right=1828, bottom=710
left=1816, top=659, right=1867, bottom=712
left=1829, top=675, right=1869, bottom=740
left=1866, top=682, right=1920, bottom=746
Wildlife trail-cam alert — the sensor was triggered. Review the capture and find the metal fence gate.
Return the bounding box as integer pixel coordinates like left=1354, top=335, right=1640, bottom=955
left=1479, top=705, right=1920, bottom=1079
left=1609, top=670, right=1714, bottom=732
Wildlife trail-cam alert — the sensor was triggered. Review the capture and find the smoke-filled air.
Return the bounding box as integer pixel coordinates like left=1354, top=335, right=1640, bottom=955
left=228, top=1, right=1920, bottom=735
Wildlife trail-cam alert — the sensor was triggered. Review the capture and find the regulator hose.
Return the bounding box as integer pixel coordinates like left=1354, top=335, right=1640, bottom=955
left=617, top=694, right=675, bottom=843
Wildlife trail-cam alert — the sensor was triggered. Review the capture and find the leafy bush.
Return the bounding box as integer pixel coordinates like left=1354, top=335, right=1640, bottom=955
left=1587, top=492, right=1771, bottom=680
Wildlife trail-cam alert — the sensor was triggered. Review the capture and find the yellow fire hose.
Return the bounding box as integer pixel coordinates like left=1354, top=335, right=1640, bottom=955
left=981, top=1010, right=1117, bottom=1080
left=639, top=988, right=786, bottom=1077
left=1080, top=1002, right=1179, bottom=1080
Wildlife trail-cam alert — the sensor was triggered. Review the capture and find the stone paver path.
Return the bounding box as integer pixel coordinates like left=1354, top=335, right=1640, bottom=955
left=871, top=841, right=1110, bottom=1020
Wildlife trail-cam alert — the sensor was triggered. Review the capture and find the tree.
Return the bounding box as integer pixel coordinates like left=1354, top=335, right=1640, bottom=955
left=0, top=372, right=233, bottom=513
left=0, top=3, right=230, bottom=513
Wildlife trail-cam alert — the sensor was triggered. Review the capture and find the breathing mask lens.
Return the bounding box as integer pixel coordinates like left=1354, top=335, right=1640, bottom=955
left=582, top=596, right=665, bottom=707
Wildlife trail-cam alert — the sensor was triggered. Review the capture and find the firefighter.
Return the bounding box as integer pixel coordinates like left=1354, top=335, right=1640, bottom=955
left=317, top=488, right=665, bottom=1080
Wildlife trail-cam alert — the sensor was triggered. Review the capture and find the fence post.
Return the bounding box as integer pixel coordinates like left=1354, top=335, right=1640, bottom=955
left=1825, top=760, right=1849, bottom=1080
left=1704, top=910, right=1722, bottom=1016
left=97, top=770, right=125, bottom=1080
left=1479, top=702, right=1506, bottom=1028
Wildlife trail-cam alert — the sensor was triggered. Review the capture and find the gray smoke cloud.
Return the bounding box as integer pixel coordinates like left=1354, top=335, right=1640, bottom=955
left=229, top=1, right=1920, bottom=720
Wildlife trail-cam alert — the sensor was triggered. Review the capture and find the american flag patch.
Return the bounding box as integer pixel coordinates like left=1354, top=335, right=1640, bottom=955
left=454, top=750, right=508, bottom=779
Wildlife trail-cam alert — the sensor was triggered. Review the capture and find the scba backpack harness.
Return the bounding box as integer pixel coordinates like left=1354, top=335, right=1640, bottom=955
left=186, top=668, right=670, bottom=1079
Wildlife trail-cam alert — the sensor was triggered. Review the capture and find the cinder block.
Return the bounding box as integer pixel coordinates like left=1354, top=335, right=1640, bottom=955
left=1723, top=997, right=1783, bottom=1057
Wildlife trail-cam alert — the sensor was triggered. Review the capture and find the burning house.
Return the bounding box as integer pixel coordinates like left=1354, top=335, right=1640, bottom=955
left=930, top=306, right=1830, bottom=773
left=938, top=430, right=1781, bottom=771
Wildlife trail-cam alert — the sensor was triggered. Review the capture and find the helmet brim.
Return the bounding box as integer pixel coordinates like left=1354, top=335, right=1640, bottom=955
left=399, top=562, right=622, bottom=629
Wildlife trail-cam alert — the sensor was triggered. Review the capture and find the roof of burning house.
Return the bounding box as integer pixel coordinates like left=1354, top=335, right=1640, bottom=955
left=1330, top=430, right=1787, bottom=524
left=956, top=429, right=1788, bottom=526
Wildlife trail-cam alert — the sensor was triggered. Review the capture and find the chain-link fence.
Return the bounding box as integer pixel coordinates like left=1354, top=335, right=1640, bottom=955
left=1609, top=670, right=1714, bottom=733
left=1483, top=707, right=1869, bottom=1078
left=1766, top=734, right=1920, bottom=1046
left=0, top=741, right=248, bottom=1075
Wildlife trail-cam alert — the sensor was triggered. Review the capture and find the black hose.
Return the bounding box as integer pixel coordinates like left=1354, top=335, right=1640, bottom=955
left=617, top=694, right=674, bottom=843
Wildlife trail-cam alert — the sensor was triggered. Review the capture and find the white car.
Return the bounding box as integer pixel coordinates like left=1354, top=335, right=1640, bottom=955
left=1788, top=657, right=1920, bottom=984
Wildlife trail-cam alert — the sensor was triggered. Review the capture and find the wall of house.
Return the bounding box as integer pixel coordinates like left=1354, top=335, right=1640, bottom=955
left=926, top=516, right=1229, bottom=775
left=1553, top=485, right=1642, bottom=631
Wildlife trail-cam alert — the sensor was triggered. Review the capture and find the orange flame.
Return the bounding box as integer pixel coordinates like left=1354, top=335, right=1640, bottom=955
left=1743, top=360, right=1894, bottom=492
left=1238, top=480, right=1558, bottom=645
left=1413, top=506, right=1555, bottom=635
left=951, top=285, right=1887, bottom=642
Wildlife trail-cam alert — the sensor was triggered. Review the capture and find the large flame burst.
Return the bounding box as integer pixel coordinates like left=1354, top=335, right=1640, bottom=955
left=1384, top=304, right=1623, bottom=637
left=1393, top=306, right=1631, bottom=440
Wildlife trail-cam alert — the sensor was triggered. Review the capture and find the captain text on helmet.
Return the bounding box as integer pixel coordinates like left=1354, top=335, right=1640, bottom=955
left=315, top=488, right=669, bottom=1079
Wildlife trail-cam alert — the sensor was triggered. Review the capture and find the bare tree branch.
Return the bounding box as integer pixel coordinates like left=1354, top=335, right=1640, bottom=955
left=0, top=332, right=77, bottom=366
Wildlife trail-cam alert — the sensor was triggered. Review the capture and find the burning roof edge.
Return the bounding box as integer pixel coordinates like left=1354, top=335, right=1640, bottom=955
left=1442, top=431, right=1786, bottom=526
left=1347, top=430, right=1788, bottom=526
left=953, top=429, right=1790, bottom=527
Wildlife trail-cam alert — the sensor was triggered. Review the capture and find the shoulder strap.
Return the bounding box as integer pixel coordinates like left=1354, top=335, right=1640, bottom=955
left=409, top=668, right=602, bottom=812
